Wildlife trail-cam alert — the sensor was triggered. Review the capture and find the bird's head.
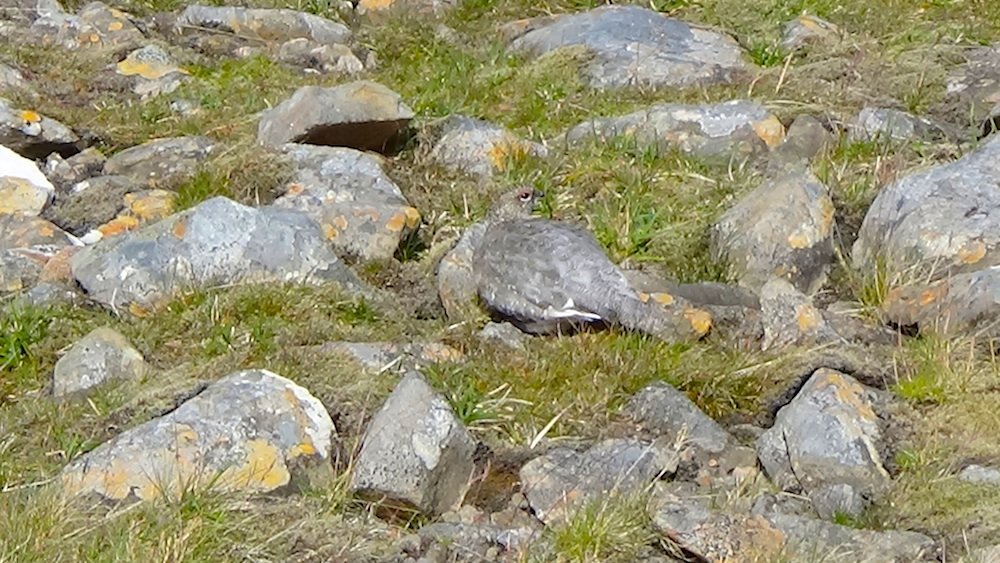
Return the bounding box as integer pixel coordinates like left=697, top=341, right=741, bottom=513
left=485, top=185, right=544, bottom=223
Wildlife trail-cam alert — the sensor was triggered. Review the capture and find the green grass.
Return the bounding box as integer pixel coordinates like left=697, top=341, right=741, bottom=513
left=543, top=493, right=657, bottom=562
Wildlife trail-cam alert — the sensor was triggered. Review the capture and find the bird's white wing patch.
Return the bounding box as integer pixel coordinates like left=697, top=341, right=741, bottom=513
left=541, top=298, right=603, bottom=321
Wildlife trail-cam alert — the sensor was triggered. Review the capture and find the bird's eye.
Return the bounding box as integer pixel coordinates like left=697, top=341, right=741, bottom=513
left=518, top=190, right=533, bottom=202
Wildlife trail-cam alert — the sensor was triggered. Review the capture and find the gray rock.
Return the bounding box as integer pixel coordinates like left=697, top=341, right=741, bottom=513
left=0, top=0, right=65, bottom=22
left=1, top=144, right=55, bottom=215
left=351, top=370, right=476, bottom=516
left=272, top=144, right=421, bottom=262
left=757, top=369, right=890, bottom=519
left=849, top=107, right=943, bottom=142
left=437, top=221, right=487, bottom=322
left=0, top=62, right=28, bottom=91
left=880, top=267, right=1000, bottom=336
left=623, top=381, right=731, bottom=454
left=175, top=5, right=351, bottom=45
left=506, top=5, right=752, bottom=90
left=52, top=326, right=147, bottom=398
left=0, top=213, right=79, bottom=252
left=103, top=136, right=214, bottom=189
left=853, top=134, right=1000, bottom=283
left=0, top=97, right=78, bottom=159
left=764, top=513, right=937, bottom=562
left=478, top=321, right=529, bottom=350
left=562, top=99, right=784, bottom=162
left=29, top=1, right=144, bottom=51
left=958, top=464, right=1000, bottom=485
left=712, top=168, right=835, bottom=294
left=11, top=280, right=81, bottom=307
left=521, top=438, right=678, bottom=524
left=943, top=43, right=1000, bottom=137
left=473, top=187, right=712, bottom=342
left=60, top=369, right=336, bottom=501
left=115, top=44, right=190, bottom=99
left=70, top=196, right=366, bottom=314
left=0, top=249, right=44, bottom=294
left=414, top=522, right=503, bottom=562
left=257, top=81, right=414, bottom=152
left=276, top=38, right=364, bottom=75
left=767, top=114, right=835, bottom=174
left=44, top=147, right=105, bottom=191
left=426, top=116, right=548, bottom=178
left=306, top=340, right=462, bottom=372
left=780, top=15, right=840, bottom=52
left=759, top=277, right=842, bottom=351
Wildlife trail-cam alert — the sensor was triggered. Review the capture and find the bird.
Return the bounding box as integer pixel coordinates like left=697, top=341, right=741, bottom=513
left=471, top=186, right=712, bottom=342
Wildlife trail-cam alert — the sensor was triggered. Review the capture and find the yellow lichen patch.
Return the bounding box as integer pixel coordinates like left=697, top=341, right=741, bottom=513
left=0, top=177, right=46, bottom=214
left=638, top=292, right=651, bottom=303
left=919, top=284, right=947, bottom=306
left=386, top=211, right=408, bottom=232
left=322, top=223, right=339, bottom=240
left=108, top=20, right=123, bottom=31
left=650, top=292, right=675, bottom=307
left=126, top=189, right=175, bottom=221
left=420, top=342, right=464, bottom=363
left=751, top=116, right=786, bottom=148
left=352, top=207, right=381, bottom=222
left=817, top=197, right=835, bottom=238
left=824, top=371, right=877, bottom=421
left=358, top=0, right=395, bottom=10
left=89, top=33, right=100, bottom=43
left=116, top=57, right=185, bottom=80
left=787, top=230, right=812, bottom=249
left=172, top=218, right=187, bottom=239
left=285, top=182, right=305, bottom=197
left=684, top=308, right=713, bottom=335
left=19, top=110, right=40, bottom=123
left=958, top=240, right=987, bottom=264
left=129, top=302, right=152, bottom=317
left=98, top=215, right=140, bottom=237
left=37, top=222, right=54, bottom=237
left=39, top=246, right=80, bottom=282
left=404, top=206, right=421, bottom=229
left=222, top=439, right=290, bottom=491
left=332, top=215, right=349, bottom=231
left=795, top=303, right=822, bottom=332
left=289, top=442, right=316, bottom=458
left=488, top=139, right=530, bottom=171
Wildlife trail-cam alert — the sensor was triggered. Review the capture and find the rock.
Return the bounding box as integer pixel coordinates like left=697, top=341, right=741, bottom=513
left=0, top=144, right=55, bottom=215
left=563, top=100, right=784, bottom=162
left=756, top=369, right=890, bottom=519
left=11, top=280, right=81, bottom=307
left=257, top=81, right=414, bottom=152
left=102, top=136, right=215, bottom=189
left=623, top=381, right=731, bottom=454
left=505, top=5, right=752, bottom=90
left=759, top=278, right=841, bottom=351
left=712, top=168, right=835, bottom=294
left=350, top=370, right=476, bottom=516
left=355, top=0, right=454, bottom=19
left=276, top=38, right=364, bottom=75
left=478, top=321, right=529, bottom=350
left=307, top=340, right=463, bottom=371
left=271, top=144, right=420, bottom=262
left=44, top=147, right=105, bottom=190
left=780, top=15, right=840, bottom=52
left=116, top=44, right=190, bottom=99
left=0, top=0, right=65, bottom=23
left=29, top=1, right=144, bottom=52
left=943, top=43, right=1000, bottom=137
left=0, top=62, right=29, bottom=91
left=426, top=116, right=548, bottom=178
left=766, top=114, right=835, bottom=174
left=0, top=249, right=44, bottom=294
left=958, top=464, right=1000, bottom=485
left=0, top=98, right=78, bottom=159
left=853, top=134, right=1000, bottom=283
left=413, top=522, right=503, bottom=562
left=437, top=221, right=487, bottom=322
left=175, top=5, right=351, bottom=46
left=848, top=107, right=944, bottom=142
left=879, top=267, right=1000, bottom=336
left=0, top=213, right=79, bottom=252
left=44, top=175, right=136, bottom=236
left=764, top=513, right=937, bottom=562
left=520, top=438, right=678, bottom=524
left=60, top=369, right=336, bottom=501
left=51, top=326, right=147, bottom=398
left=70, top=196, right=366, bottom=315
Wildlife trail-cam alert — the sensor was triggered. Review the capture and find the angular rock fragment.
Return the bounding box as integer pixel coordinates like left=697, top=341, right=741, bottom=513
left=780, top=15, right=840, bottom=52
left=276, top=38, right=364, bottom=75
left=102, top=136, right=214, bottom=189
left=854, top=134, right=1000, bottom=283
left=881, top=267, right=1000, bottom=336
left=272, top=144, right=420, bottom=261
left=757, top=369, right=890, bottom=519
left=766, top=114, right=835, bottom=174
left=350, top=370, right=476, bottom=516
left=505, top=5, right=752, bottom=90
left=0, top=98, right=78, bottom=159
left=426, top=116, right=548, bottom=178
left=29, top=1, right=144, bottom=51
left=60, top=369, right=336, bottom=501
left=0, top=144, right=55, bottom=215
left=175, top=5, right=351, bottom=46
left=563, top=100, right=784, bottom=162
left=759, top=278, right=842, bottom=351
left=520, top=438, right=678, bottom=524
left=712, top=169, right=835, bottom=294
left=70, top=196, right=366, bottom=315
left=0, top=250, right=44, bottom=294
left=258, top=81, right=414, bottom=152
left=624, top=381, right=731, bottom=454
left=0, top=213, right=79, bottom=252
left=849, top=107, right=944, bottom=142
left=52, top=326, right=147, bottom=398
left=116, top=44, right=190, bottom=99
left=942, top=43, right=1000, bottom=137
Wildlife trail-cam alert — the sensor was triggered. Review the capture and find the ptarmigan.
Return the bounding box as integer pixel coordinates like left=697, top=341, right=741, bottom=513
left=471, top=186, right=712, bottom=341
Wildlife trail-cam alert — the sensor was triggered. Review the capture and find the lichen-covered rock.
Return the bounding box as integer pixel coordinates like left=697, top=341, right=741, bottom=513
left=116, top=44, right=190, bottom=99
left=520, top=438, right=678, bottom=524
left=44, top=175, right=137, bottom=236
left=764, top=513, right=937, bottom=562
left=0, top=98, right=78, bottom=159
left=880, top=267, right=1000, bottom=336
left=60, top=369, right=336, bottom=501
left=759, top=278, right=842, bottom=351
left=563, top=100, right=784, bottom=162
left=853, top=134, right=1000, bottom=283
left=28, top=1, right=144, bottom=52
left=0, top=249, right=45, bottom=294
left=426, top=116, right=548, bottom=178
left=848, top=107, right=944, bottom=142
left=766, top=114, right=835, bottom=175
left=757, top=369, right=890, bottom=519
left=350, top=370, right=476, bottom=516
left=0, top=144, right=55, bottom=215
left=275, top=38, right=365, bottom=75
left=624, top=381, right=731, bottom=454
left=257, top=81, right=414, bottom=152
left=175, top=5, right=351, bottom=46
left=437, top=222, right=487, bottom=322
left=44, top=147, right=105, bottom=190
left=307, top=340, right=463, bottom=372
left=780, top=15, right=840, bottom=52
left=272, top=144, right=421, bottom=262
left=70, top=196, right=366, bottom=315
left=0, top=213, right=79, bottom=252
left=102, top=136, right=215, bottom=189
left=712, top=169, right=835, bottom=294
left=505, top=5, right=752, bottom=90
left=942, top=43, right=1000, bottom=137
left=52, top=326, right=147, bottom=398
